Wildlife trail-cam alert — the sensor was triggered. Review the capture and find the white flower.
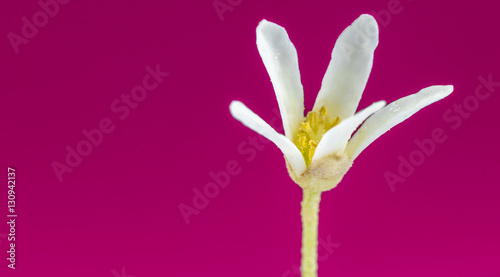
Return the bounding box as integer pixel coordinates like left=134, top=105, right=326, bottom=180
left=229, top=14, right=453, bottom=192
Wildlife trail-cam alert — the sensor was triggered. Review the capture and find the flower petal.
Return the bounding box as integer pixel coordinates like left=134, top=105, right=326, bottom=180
left=257, top=20, right=304, bottom=140
left=312, top=14, right=379, bottom=120
left=312, top=101, right=386, bottom=162
left=345, top=85, right=454, bottom=160
left=229, top=101, right=307, bottom=175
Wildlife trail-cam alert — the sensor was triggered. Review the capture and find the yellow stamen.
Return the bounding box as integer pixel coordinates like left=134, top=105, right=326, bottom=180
left=300, top=122, right=314, bottom=138
left=293, top=106, right=340, bottom=167
left=297, top=134, right=307, bottom=152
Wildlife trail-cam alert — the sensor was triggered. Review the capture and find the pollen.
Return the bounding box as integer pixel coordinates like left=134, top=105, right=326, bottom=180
left=294, top=106, right=340, bottom=167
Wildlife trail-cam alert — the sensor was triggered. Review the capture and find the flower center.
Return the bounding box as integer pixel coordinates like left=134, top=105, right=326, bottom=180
left=293, top=106, right=340, bottom=167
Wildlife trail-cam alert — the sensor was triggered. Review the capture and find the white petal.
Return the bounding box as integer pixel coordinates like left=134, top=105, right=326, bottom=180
left=257, top=20, right=304, bottom=140
left=312, top=14, right=379, bottom=120
left=229, top=101, right=307, bottom=175
left=312, top=101, right=386, bottom=162
left=345, top=85, right=454, bottom=160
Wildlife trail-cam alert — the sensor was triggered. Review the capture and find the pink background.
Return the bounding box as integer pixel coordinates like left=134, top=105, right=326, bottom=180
left=1, top=0, right=499, bottom=276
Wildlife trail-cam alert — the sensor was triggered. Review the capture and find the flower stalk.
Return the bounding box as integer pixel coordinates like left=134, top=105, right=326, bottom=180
left=300, top=189, right=321, bottom=277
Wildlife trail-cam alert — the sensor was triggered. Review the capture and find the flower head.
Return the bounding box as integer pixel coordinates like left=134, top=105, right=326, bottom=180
left=229, top=14, right=453, bottom=192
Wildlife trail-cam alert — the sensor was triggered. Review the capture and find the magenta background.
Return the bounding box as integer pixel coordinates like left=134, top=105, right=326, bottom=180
left=1, top=0, right=499, bottom=276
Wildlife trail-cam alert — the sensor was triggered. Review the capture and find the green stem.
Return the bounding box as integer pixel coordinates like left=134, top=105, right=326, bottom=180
left=300, top=189, right=321, bottom=277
